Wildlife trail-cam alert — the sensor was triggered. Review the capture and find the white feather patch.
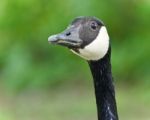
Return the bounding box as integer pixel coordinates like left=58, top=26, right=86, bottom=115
left=71, top=26, right=109, bottom=61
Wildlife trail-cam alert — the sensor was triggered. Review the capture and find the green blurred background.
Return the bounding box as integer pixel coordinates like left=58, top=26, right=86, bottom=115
left=0, top=0, right=150, bottom=120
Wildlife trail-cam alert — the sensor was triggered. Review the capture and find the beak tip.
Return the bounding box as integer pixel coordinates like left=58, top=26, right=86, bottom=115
left=48, top=35, right=58, bottom=43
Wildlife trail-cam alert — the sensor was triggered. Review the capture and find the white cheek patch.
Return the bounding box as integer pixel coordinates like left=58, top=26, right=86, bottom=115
left=71, top=26, right=109, bottom=61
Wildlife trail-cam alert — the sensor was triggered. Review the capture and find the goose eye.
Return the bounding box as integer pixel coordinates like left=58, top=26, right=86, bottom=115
left=90, top=22, right=97, bottom=30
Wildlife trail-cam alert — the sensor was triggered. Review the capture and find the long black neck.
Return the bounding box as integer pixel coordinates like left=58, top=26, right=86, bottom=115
left=88, top=48, right=118, bottom=120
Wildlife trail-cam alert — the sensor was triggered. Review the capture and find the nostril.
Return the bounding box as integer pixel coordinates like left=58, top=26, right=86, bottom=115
left=66, top=32, right=71, bottom=36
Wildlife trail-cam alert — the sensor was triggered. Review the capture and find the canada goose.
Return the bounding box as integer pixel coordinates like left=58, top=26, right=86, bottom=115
left=48, top=16, right=118, bottom=120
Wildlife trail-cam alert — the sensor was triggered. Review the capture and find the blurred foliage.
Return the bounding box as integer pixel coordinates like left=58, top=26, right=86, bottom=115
left=0, top=0, right=150, bottom=92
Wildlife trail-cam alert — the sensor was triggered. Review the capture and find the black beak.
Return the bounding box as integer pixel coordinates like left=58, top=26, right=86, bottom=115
left=48, top=26, right=82, bottom=48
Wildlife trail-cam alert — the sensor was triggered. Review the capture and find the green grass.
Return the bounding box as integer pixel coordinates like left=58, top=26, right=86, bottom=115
left=0, top=83, right=150, bottom=120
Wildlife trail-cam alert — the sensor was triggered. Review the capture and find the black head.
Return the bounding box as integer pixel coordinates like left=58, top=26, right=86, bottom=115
left=70, top=16, right=104, bottom=48
left=48, top=16, right=110, bottom=61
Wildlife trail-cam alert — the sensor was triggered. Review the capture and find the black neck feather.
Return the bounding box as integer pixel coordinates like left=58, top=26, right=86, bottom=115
left=88, top=47, right=118, bottom=120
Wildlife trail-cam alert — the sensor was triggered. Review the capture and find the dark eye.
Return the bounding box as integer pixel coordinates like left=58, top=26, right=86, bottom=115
left=90, top=22, right=97, bottom=30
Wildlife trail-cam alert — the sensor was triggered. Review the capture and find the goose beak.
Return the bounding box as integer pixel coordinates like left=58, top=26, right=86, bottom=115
left=48, top=26, right=82, bottom=48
